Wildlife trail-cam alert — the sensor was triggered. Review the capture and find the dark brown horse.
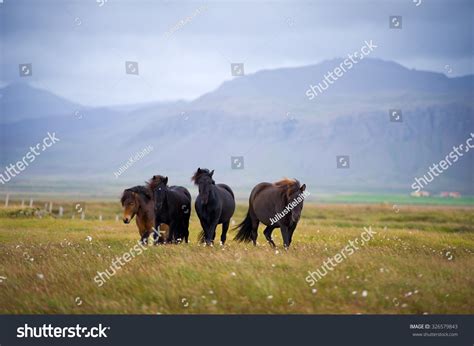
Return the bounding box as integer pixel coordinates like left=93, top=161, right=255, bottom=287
left=192, top=168, right=235, bottom=246
left=121, top=185, right=169, bottom=244
left=234, top=178, right=307, bottom=248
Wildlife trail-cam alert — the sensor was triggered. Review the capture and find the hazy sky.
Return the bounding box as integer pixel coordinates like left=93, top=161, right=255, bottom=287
left=1, top=0, right=472, bottom=106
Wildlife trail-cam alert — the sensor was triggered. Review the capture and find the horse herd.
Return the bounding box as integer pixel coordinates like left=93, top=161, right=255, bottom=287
left=120, top=168, right=307, bottom=248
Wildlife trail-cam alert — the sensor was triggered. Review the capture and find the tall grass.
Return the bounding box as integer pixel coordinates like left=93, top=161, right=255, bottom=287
left=0, top=203, right=472, bottom=314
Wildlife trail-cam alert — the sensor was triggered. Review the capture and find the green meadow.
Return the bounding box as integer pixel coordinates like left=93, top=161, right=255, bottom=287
left=0, top=201, right=473, bottom=314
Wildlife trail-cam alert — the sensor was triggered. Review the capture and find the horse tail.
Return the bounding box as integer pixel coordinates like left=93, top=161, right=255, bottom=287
left=197, top=229, right=205, bottom=243
left=234, top=209, right=254, bottom=242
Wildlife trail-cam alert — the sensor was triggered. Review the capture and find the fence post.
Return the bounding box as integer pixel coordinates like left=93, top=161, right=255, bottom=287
left=29, top=198, right=33, bottom=207
left=48, top=202, right=53, bottom=213
left=59, top=206, right=64, bottom=217
left=99, top=215, right=103, bottom=221
left=21, top=199, right=25, bottom=208
left=115, top=214, right=119, bottom=222
left=4, top=194, right=10, bottom=207
left=81, top=212, right=85, bottom=220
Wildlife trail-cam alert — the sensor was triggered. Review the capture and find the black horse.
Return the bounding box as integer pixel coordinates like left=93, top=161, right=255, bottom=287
left=192, top=168, right=235, bottom=246
left=148, top=175, right=191, bottom=243
left=234, top=178, right=307, bottom=248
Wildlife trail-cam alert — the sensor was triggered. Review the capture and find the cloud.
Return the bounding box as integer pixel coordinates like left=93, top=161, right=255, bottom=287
left=1, top=0, right=472, bottom=105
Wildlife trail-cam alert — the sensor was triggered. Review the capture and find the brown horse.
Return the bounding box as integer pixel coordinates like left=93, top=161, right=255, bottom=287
left=234, top=178, right=307, bottom=248
left=121, top=185, right=169, bottom=244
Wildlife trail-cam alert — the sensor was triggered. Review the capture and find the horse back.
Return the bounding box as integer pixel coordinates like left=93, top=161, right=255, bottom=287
left=215, top=183, right=235, bottom=221
left=169, top=185, right=191, bottom=204
left=250, top=182, right=287, bottom=213
left=250, top=182, right=273, bottom=200
left=217, top=183, right=234, bottom=200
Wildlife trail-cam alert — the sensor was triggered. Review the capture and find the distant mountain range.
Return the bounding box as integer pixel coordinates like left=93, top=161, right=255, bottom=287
left=1, top=58, right=473, bottom=196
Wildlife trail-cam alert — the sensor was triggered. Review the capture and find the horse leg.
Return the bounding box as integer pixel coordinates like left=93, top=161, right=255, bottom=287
left=249, top=210, right=259, bottom=246
left=184, top=228, right=189, bottom=244
left=168, top=221, right=177, bottom=244
left=199, top=219, right=210, bottom=245
left=220, top=221, right=229, bottom=245
left=263, top=225, right=277, bottom=247
left=288, top=223, right=297, bottom=245
left=138, top=220, right=147, bottom=245
left=280, top=226, right=290, bottom=249
left=183, top=219, right=190, bottom=244
left=140, top=230, right=150, bottom=245
left=152, top=228, right=158, bottom=244
left=153, top=225, right=165, bottom=245
left=207, top=222, right=218, bottom=246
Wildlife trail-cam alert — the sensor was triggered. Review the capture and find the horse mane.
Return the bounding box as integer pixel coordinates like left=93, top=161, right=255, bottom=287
left=121, top=185, right=152, bottom=204
left=274, top=178, right=301, bottom=199
left=147, top=175, right=168, bottom=191
left=274, top=178, right=299, bottom=188
left=191, top=168, right=215, bottom=185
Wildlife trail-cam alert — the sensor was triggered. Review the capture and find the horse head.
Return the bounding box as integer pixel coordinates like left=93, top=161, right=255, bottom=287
left=121, top=186, right=151, bottom=223
left=192, top=168, right=215, bottom=204
left=286, top=180, right=307, bottom=223
left=148, top=175, right=169, bottom=211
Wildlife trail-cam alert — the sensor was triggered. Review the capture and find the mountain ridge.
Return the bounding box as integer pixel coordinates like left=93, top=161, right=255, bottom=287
left=1, top=58, right=472, bottom=194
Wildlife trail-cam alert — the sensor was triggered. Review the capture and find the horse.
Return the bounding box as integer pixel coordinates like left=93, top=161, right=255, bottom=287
left=147, top=175, right=191, bottom=243
left=192, top=168, right=235, bottom=246
left=120, top=185, right=169, bottom=244
left=234, top=178, right=307, bottom=248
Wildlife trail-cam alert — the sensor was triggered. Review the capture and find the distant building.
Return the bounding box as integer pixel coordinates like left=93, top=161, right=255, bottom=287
left=411, top=191, right=430, bottom=197
left=440, top=192, right=461, bottom=198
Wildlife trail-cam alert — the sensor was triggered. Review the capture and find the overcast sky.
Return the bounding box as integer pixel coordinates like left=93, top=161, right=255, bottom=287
left=1, top=0, right=472, bottom=106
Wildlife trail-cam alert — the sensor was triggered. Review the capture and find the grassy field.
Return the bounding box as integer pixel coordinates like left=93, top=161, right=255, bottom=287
left=0, top=201, right=473, bottom=314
